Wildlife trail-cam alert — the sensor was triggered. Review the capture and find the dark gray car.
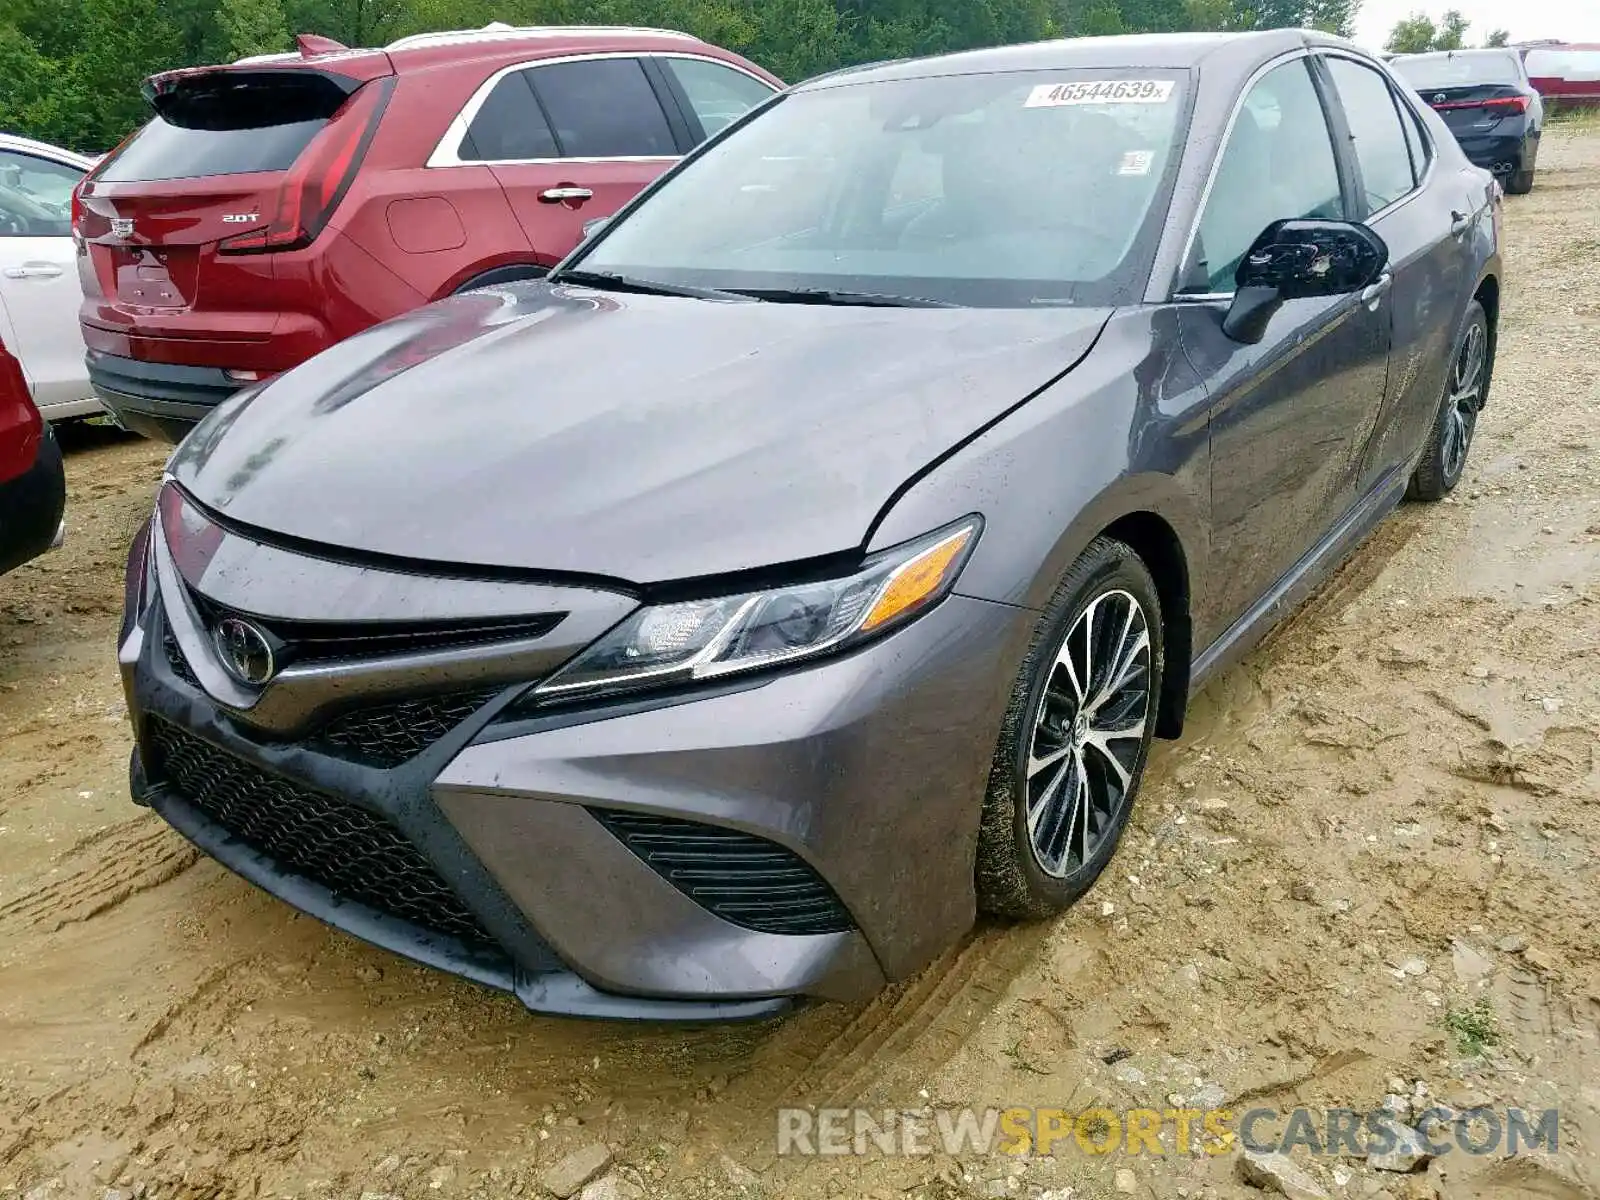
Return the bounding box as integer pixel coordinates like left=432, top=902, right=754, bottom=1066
left=119, top=29, right=1502, bottom=1019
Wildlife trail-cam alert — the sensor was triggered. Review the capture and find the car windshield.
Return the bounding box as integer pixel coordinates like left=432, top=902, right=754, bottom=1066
left=1393, top=53, right=1522, bottom=89
left=570, top=68, right=1190, bottom=307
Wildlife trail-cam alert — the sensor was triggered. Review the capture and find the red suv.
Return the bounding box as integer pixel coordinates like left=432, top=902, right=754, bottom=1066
left=0, top=333, right=65, bottom=576
left=75, top=25, right=781, bottom=442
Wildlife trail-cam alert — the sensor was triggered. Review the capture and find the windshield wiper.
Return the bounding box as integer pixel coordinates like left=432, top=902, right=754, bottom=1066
left=552, top=269, right=747, bottom=302
left=733, top=287, right=955, bottom=308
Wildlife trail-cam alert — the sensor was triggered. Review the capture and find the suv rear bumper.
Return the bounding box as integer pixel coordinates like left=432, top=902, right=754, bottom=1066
left=87, top=353, right=240, bottom=443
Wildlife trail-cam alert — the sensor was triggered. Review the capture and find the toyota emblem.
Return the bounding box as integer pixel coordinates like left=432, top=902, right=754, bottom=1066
left=213, top=617, right=276, bottom=686
left=110, top=217, right=134, bottom=239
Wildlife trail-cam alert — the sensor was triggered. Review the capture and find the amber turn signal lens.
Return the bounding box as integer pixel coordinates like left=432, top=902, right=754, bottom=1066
left=861, top=525, right=977, bottom=633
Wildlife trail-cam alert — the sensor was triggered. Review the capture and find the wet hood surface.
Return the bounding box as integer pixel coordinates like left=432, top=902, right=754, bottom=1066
left=171, top=283, right=1111, bottom=583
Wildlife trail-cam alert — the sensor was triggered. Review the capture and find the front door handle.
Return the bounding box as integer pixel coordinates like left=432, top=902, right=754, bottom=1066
left=538, top=187, right=594, bottom=205
left=2, top=264, right=64, bottom=279
left=1360, top=270, right=1393, bottom=310
left=1450, top=209, right=1471, bottom=237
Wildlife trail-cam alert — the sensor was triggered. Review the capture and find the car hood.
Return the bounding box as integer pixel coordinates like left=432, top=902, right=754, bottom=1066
left=171, top=283, right=1111, bottom=583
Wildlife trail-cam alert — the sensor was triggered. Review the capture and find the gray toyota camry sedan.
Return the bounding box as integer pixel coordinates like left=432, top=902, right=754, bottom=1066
left=120, top=29, right=1501, bottom=1019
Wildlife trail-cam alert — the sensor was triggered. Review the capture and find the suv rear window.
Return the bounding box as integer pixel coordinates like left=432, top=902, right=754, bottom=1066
left=98, top=72, right=354, bottom=183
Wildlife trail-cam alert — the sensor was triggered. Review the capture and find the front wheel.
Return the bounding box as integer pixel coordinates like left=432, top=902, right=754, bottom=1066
left=1409, top=299, right=1489, bottom=501
left=975, top=538, right=1163, bottom=919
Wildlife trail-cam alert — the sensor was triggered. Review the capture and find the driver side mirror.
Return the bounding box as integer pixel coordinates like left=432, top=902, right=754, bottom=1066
left=1222, top=218, right=1389, bottom=344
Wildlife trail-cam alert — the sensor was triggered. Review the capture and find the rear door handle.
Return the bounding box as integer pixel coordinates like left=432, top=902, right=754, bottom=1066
left=1450, top=209, right=1471, bottom=237
left=2, top=264, right=64, bottom=279
left=538, top=187, right=594, bottom=204
left=1360, top=270, right=1393, bottom=309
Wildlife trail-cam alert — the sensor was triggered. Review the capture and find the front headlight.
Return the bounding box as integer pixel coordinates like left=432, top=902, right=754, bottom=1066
left=530, top=517, right=981, bottom=705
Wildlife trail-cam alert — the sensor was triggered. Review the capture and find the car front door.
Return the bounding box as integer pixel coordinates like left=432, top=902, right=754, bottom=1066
left=0, top=149, right=89, bottom=414
left=1175, top=55, right=1393, bottom=643
left=487, top=57, right=684, bottom=264
left=1318, top=53, right=1476, bottom=494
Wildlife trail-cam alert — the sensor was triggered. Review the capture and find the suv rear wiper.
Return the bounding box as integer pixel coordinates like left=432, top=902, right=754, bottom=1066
left=733, top=287, right=955, bottom=308
left=552, top=269, right=747, bottom=302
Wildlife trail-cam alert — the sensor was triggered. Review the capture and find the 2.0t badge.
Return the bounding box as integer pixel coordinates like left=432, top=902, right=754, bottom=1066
left=213, top=617, right=276, bottom=686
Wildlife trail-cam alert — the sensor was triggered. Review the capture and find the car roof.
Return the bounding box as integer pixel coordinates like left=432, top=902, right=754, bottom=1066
left=219, top=24, right=744, bottom=82
left=794, top=29, right=1352, bottom=89
left=383, top=25, right=722, bottom=73
left=0, top=132, right=96, bottom=170
left=1392, top=48, right=1521, bottom=61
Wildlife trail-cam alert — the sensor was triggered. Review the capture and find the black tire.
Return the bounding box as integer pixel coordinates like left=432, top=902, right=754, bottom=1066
left=451, top=264, right=548, bottom=294
left=1505, top=167, right=1534, bottom=195
left=975, top=537, right=1163, bottom=919
left=1409, top=299, right=1490, bottom=502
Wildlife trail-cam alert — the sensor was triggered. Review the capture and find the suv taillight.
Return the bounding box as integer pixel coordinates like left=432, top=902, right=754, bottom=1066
left=70, top=178, right=84, bottom=243
left=220, top=78, right=393, bottom=255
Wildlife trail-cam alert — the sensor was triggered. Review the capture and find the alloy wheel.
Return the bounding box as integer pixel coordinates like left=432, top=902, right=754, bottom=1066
left=1024, top=588, right=1152, bottom=879
left=1442, top=320, right=1486, bottom=482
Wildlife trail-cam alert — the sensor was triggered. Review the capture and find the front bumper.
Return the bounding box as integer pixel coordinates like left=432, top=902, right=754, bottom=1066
left=0, top=425, right=66, bottom=576
left=123, top=496, right=1032, bottom=1016
left=88, top=352, right=241, bottom=443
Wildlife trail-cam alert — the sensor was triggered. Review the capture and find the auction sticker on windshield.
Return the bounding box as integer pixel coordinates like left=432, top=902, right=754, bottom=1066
left=1025, top=80, right=1175, bottom=106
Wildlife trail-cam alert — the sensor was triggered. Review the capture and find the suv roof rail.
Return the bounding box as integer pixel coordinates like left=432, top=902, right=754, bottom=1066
left=385, top=23, right=699, bottom=52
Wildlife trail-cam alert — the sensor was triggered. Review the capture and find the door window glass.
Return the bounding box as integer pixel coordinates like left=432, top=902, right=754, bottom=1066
left=1191, top=60, right=1343, bottom=292
left=530, top=58, right=676, bottom=158
left=461, top=72, right=559, bottom=161
left=1326, top=57, right=1417, bottom=213
left=0, top=151, right=84, bottom=237
left=664, top=58, right=775, bottom=137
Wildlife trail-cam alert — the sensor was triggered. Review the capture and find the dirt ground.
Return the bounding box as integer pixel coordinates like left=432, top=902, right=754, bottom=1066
left=3, top=129, right=1599, bottom=1200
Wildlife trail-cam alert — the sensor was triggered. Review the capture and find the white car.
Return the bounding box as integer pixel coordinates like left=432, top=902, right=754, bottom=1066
left=0, top=133, right=98, bottom=421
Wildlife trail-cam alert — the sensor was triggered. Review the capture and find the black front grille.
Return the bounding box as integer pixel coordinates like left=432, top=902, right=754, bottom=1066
left=591, top=810, right=854, bottom=937
left=314, top=688, right=502, bottom=769
left=186, top=589, right=563, bottom=666
left=149, top=719, right=495, bottom=947
left=163, top=627, right=200, bottom=687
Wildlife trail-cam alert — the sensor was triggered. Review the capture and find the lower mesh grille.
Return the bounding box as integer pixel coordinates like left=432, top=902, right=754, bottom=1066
left=314, top=688, right=502, bottom=768
left=590, top=809, right=853, bottom=936
left=149, top=718, right=495, bottom=947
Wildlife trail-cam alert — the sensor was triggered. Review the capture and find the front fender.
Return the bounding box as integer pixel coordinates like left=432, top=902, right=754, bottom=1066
left=867, top=307, right=1211, bottom=616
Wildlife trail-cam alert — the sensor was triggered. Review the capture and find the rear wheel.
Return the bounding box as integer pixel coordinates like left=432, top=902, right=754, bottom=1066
left=976, top=538, right=1163, bottom=919
left=1409, top=300, right=1489, bottom=501
left=1505, top=166, right=1534, bottom=195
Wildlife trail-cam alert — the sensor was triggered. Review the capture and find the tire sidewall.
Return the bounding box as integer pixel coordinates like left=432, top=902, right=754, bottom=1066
left=1436, top=300, right=1490, bottom=492
left=991, top=543, right=1164, bottom=912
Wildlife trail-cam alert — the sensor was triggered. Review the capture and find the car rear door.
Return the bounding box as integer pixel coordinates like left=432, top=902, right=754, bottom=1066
left=0, top=149, right=89, bottom=412
left=1175, top=55, right=1392, bottom=640
left=1318, top=53, right=1475, bottom=495
left=485, top=57, right=684, bottom=263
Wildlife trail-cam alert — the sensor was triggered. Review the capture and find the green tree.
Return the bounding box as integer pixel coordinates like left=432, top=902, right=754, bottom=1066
left=67, top=0, right=182, bottom=149
left=1385, top=11, right=1436, bottom=53
left=219, top=0, right=290, bottom=57
left=1434, top=7, right=1467, bottom=49
left=1482, top=28, right=1508, bottom=47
